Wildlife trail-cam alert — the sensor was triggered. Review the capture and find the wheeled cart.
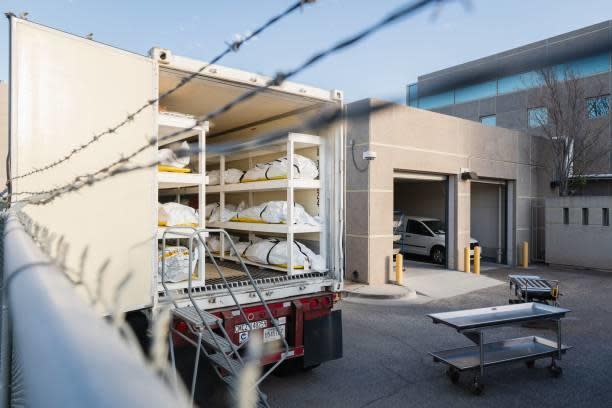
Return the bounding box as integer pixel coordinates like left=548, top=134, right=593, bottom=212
left=428, top=303, right=571, bottom=395
left=509, top=275, right=560, bottom=305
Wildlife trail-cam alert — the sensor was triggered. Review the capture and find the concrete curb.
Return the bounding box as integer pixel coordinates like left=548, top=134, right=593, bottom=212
left=341, top=284, right=417, bottom=300
left=341, top=290, right=411, bottom=300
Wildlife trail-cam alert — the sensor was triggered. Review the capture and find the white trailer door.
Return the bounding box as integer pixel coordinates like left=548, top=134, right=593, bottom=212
left=9, top=17, right=157, bottom=312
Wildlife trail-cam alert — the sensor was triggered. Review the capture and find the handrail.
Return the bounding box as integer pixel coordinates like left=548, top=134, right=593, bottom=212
left=1, top=212, right=187, bottom=407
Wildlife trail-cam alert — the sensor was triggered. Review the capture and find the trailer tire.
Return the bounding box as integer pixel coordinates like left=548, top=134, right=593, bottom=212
left=272, top=357, right=319, bottom=376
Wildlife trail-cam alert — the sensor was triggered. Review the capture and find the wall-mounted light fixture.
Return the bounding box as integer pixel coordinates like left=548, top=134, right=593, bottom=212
left=460, top=168, right=479, bottom=180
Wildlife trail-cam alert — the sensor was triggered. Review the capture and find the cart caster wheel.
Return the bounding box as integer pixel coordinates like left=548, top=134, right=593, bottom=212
left=549, top=364, right=563, bottom=378
left=526, top=360, right=535, bottom=369
left=471, top=378, right=484, bottom=395
left=446, top=368, right=460, bottom=384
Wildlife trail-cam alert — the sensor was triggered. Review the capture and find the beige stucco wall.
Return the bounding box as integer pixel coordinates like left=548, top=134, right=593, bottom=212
left=545, top=196, right=612, bottom=270
left=346, top=99, right=546, bottom=284
left=0, top=82, right=7, bottom=188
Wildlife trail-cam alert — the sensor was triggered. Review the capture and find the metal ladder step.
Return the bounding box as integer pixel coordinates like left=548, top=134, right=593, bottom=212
left=209, top=352, right=243, bottom=374
left=200, top=330, right=234, bottom=353
left=173, top=306, right=220, bottom=327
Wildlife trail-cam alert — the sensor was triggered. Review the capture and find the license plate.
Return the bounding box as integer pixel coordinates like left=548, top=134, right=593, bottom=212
left=263, top=325, right=286, bottom=343
left=234, top=320, right=267, bottom=333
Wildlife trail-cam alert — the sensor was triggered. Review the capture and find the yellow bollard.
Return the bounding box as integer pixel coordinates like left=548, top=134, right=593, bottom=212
left=464, top=247, right=470, bottom=273
left=474, top=246, right=481, bottom=275
left=395, top=253, right=403, bottom=286
left=522, top=241, right=529, bottom=268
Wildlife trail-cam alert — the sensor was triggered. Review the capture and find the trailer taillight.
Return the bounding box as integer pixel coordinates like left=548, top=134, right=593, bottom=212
left=175, top=321, right=188, bottom=333
left=322, top=296, right=331, bottom=306
left=310, top=298, right=320, bottom=308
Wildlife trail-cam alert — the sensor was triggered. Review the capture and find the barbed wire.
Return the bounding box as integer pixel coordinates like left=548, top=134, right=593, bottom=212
left=4, top=0, right=314, bottom=189
left=8, top=0, right=449, bottom=206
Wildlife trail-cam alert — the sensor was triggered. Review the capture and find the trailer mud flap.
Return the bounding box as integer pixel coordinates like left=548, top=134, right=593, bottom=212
left=304, top=309, right=343, bottom=367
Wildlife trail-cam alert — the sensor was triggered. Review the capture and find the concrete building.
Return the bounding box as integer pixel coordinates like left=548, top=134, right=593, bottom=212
left=345, top=99, right=547, bottom=285
left=407, top=21, right=612, bottom=194
left=546, top=196, right=612, bottom=270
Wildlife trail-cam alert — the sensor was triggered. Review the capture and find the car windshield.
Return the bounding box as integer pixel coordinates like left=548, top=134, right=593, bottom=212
left=423, top=220, right=446, bottom=234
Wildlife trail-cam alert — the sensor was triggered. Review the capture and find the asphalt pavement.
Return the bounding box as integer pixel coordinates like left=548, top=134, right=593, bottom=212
left=263, top=265, right=612, bottom=407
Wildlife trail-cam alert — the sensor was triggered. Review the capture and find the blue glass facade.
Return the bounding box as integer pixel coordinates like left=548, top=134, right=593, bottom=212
left=479, top=115, right=496, bottom=126
left=408, top=52, right=612, bottom=110
left=455, top=80, right=497, bottom=104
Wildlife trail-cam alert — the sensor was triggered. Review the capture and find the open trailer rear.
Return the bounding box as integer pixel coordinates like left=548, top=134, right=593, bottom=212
left=7, top=16, right=344, bottom=402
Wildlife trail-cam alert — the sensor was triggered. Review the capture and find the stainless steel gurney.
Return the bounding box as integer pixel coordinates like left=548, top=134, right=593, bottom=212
left=509, top=275, right=560, bottom=305
left=428, top=303, right=571, bottom=395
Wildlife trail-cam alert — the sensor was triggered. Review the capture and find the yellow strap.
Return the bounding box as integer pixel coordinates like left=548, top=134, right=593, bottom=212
left=231, top=217, right=269, bottom=224
left=158, top=165, right=191, bottom=173
left=240, top=175, right=287, bottom=183
left=273, top=264, right=305, bottom=269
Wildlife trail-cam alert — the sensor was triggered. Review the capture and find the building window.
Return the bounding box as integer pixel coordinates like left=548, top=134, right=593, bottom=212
left=582, top=208, right=589, bottom=225
left=479, top=115, right=496, bottom=126
left=528, top=107, right=548, bottom=128
left=563, top=208, right=569, bottom=225
left=603, top=208, right=610, bottom=227
left=455, top=80, right=497, bottom=104
left=586, top=95, right=610, bottom=119
left=418, top=91, right=454, bottom=110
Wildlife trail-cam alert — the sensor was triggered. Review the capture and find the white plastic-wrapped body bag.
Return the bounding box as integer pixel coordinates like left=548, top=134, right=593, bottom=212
left=158, top=202, right=199, bottom=226
left=158, top=141, right=190, bottom=169
left=241, top=154, right=318, bottom=182
left=206, top=234, right=240, bottom=254
left=233, top=201, right=319, bottom=225
left=207, top=202, right=246, bottom=222
left=237, top=238, right=325, bottom=272
left=207, top=168, right=245, bottom=185
left=158, top=246, right=199, bottom=283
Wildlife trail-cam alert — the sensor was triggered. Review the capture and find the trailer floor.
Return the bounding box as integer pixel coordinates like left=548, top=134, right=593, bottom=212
left=262, top=265, right=612, bottom=408
left=203, top=259, right=285, bottom=286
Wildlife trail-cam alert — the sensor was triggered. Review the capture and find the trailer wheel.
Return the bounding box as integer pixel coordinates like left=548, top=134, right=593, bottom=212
left=446, top=367, right=460, bottom=384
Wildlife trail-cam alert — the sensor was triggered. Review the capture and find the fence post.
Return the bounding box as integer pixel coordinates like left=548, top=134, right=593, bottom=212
left=2, top=213, right=187, bottom=407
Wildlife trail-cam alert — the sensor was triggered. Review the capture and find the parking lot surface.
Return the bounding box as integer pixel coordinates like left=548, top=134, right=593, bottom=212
left=264, top=266, right=612, bottom=407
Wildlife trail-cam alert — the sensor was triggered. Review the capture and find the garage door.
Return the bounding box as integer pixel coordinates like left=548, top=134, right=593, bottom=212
left=393, top=171, right=447, bottom=181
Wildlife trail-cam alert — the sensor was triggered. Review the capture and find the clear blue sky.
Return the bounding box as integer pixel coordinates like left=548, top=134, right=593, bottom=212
left=1, top=0, right=612, bottom=103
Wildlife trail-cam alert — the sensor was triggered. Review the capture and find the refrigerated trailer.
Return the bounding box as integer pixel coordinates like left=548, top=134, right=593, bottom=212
left=7, top=16, right=344, bottom=398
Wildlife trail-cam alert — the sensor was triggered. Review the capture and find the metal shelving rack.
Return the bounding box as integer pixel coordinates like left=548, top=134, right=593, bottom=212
left=157, top=112, right=209, bottom=290
left=206, top=132, right=326, bottom=275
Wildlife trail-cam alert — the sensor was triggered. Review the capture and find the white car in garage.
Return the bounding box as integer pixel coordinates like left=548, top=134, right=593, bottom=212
left=396, top=216, right=479, bottom=265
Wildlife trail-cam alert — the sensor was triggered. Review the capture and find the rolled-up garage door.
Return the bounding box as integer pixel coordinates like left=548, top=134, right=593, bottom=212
left=393, top=171, right=447, bottom=181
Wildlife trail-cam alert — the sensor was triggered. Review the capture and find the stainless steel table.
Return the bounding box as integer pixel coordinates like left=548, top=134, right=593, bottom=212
left=428, top=303, right=571, bottom=395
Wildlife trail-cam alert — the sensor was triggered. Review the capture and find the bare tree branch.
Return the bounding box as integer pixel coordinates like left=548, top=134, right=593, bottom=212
left=530, top=66, right=610, bottom=196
